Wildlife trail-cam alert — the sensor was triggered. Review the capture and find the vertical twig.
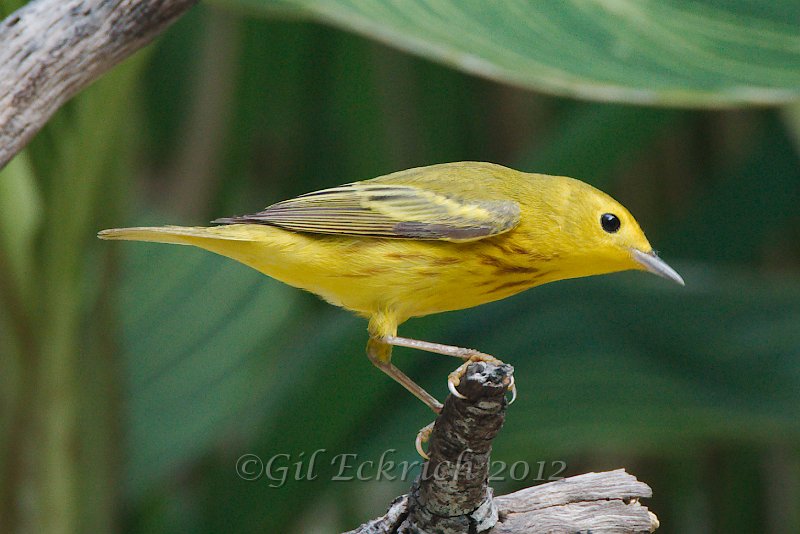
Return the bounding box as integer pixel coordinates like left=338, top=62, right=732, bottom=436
left=404, top=362, right=511, bottom=532
left=347, top=362, right=659, bottom=534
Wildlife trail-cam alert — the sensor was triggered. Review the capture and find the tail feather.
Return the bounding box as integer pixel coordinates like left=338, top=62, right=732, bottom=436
left=97, top=224, right=286, bottom=278
left=97, top=225, right=254, bottom=245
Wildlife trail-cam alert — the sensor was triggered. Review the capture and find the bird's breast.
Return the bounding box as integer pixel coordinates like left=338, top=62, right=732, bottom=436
left=301, top=235, right=556, bottom=320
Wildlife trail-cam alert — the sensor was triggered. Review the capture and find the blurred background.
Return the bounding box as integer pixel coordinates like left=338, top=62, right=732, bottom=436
left=1, top=1, right=799, bottom=533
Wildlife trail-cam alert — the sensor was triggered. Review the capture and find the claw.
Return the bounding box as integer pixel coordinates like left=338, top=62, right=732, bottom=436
left=447, top=378, right=467, bottom=399
left=415, top=433, right=429, bottom=459
left=507, top=374, right=517, bottom=404
left=447, top=353, right=510, bottom=402
left=415, top=422, right=435, bottom=459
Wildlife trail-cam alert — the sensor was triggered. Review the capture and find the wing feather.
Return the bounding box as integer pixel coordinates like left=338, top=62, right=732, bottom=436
left=213, top=183, right=520, bottom=242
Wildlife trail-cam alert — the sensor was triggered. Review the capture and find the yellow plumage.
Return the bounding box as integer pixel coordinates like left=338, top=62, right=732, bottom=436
left=99, top=162, right=683, bottom=418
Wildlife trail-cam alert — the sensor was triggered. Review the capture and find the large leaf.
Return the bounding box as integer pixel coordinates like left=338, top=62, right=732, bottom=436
left=119, top=240, right=303, bottom=495
left=212, top=0, right=800, bottom=107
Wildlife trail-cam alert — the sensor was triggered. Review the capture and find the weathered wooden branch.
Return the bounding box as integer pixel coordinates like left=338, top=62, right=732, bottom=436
left=347, top=362, right=659, bottom=534
left=0, top=0, right=198, bottom=170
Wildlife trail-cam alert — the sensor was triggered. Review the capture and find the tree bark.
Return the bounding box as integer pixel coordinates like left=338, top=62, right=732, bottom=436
left=347, top=362, right=659, bottom=534
left=0, top=0, right=198, bottom=171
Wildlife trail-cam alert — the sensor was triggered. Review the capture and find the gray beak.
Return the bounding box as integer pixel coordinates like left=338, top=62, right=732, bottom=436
left=631, top=249, right=685, bottom=286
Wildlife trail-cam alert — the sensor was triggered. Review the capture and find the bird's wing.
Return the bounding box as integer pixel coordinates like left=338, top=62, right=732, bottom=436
left=213, top=183, right=520, bottom=242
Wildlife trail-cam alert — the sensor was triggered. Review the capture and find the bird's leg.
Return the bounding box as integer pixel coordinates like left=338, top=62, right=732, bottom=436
left=369, top=315, right=514, bottom=458
left=366, top=338, right=443, bottom=414
left=383, top=335, right=516, bottom=404
left=382, top=335, right=487, bottom=359
left=367, top=337, right=445, bottom=459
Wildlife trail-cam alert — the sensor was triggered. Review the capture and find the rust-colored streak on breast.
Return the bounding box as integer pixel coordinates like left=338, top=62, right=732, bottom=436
left=477, top=253, right=539, bottom=275
left=430, top=257, right=461, bottom=266
left=386, top=252, right=433, bottom=261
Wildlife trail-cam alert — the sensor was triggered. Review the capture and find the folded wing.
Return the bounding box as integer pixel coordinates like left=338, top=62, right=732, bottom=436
left=213, top=183, right=520, bottom=242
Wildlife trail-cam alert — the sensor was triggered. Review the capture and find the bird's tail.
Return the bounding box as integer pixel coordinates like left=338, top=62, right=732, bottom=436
left=97, top=224, right=284, bottom=277
left=97, top=225, right=254, bottom=245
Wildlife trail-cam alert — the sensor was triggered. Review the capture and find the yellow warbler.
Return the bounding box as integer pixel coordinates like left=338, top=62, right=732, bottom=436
left=100, top=162, right=682, bottom=417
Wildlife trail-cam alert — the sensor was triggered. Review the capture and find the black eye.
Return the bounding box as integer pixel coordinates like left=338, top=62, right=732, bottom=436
left=601, top=213, right=621, bottom=233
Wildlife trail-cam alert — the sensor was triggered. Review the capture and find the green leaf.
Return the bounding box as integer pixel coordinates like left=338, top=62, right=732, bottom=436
left=210, top=0, right=800, bottom=107
left=117, top=232, right=406, bottom=530
left=118, top=241, right=304, bottom=495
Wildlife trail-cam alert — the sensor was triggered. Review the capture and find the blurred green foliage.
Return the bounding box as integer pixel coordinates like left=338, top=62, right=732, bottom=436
left=1, top=1, right=800, bottom=533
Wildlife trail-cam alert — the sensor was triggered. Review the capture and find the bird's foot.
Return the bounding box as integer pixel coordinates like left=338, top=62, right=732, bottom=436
left=447, top=354, right=517, bottom=404
left=415, top=421, right=435, bottom=459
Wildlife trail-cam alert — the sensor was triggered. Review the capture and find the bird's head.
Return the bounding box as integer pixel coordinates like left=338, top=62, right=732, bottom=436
left=539, top=176, right=684, bottom=286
